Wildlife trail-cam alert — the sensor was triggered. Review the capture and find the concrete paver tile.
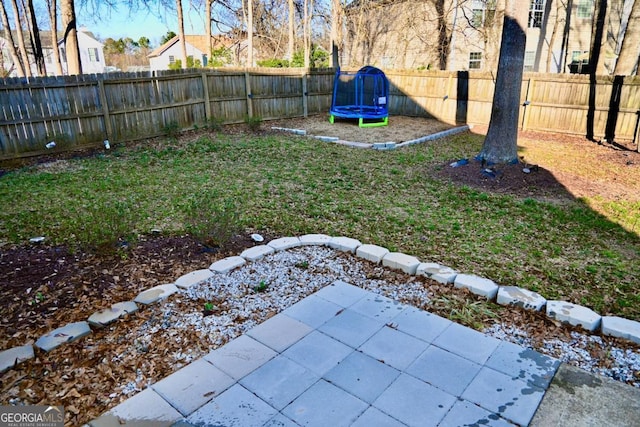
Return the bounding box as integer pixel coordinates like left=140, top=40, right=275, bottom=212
left=318, top=309, right=384, bottom=347
left=263, top=413, right=299, bottom=427
left=186, top=384, right=277, bottom=426
left=373, top=373, right=457, bottom=427
left=314, top=280, right=369, bottom=307
left=324, top=351, right=400, bottom=403
left=432, top=322, right=501, bottom=364
left=282, top=380, right=368, bottom=427
left=406, top=345, right=482, bottom=396
left=391, top=307, right=451, bottom=344
left=438, top=400, right=514, bottom=427
left=282, top=331, right=353, bottom=376
left=351, top=407, right=406, bottom=427
left=461, top=367, right=546, bottom=427
left=485, top=340, right=560, bottom=390
left=239, top=355, right=319, bottom=410
left=90, top=388, right=181, bottom=427
left=151, top=358, right=235, bottom=416
left=350, top=293, right=407, bottom=322
left=282, top=294, right=343, bottom=328
left=204, top=334, right=278, bottom=380
left=246, top=313, right=313, bottom=352
left=359, top=326, right=429, bottom=370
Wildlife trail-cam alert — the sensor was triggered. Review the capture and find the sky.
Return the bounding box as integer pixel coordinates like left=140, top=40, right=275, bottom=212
left=76, top=3, right=207, bottom=46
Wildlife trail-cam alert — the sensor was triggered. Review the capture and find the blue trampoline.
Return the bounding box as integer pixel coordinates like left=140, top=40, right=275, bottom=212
left=329, top=66, right=389, bottom=128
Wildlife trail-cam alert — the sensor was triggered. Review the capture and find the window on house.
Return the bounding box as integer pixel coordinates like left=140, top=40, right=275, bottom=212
left=471, top=1, right=496, bottom=27
left=577, top=0, right=594, bottom=19
left=572, top=50, right=589, bottom=63
left=529, top=0, right=545, bottom=28
left=202, top=54, right=208, bottom=67
left=524, top=51, right=535, bottom=71
left=169, top=55, right=175, bottom=64
left=88, top=47, right=99, bottom=62
left=469, top=52, right=482, bottom=69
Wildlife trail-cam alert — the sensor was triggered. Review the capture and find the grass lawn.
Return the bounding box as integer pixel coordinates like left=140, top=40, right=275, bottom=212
left=1, top=129, right=639, bottom=321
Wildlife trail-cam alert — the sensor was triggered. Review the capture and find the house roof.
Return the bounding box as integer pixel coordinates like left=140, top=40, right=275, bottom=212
left=147, top=35, right=238, bottom=58
left=2, top=28, right=102, bottom=51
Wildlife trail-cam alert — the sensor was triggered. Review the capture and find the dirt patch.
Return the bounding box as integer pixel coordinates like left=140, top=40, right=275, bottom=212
left=269, top=115, right=454, bottom=143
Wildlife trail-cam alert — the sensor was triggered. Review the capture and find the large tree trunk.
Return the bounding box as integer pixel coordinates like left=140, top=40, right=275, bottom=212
left=247, top=0, right=253, bottom=67
left=25, top=0, right=45, bottom=75
left=590, top=0, right=608, bottom=75
left=586, top=0, right=607, bottom=139
left=330, top=0, right=341, bottom=67
left=176, top=0, right=187, bottom=68
left=10, top=0, right=32, bottom=77
left=61, top=0, right=82, bottom=75
left=0, top=0, right=25, bottom=77
left=46, top=0, right=64, bottom=75
left=478, top=0, right=528, bottom=164
left=435, top=0, right=449, bottom=70
left=614, top=0, right=640, bottom=75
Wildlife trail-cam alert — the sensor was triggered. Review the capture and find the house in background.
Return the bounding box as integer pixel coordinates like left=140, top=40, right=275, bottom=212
left=148, top=35, right=245, bottom=72
left=341, top=0, right=631, bottom=74
left=0, top=27, right=105, bottom=77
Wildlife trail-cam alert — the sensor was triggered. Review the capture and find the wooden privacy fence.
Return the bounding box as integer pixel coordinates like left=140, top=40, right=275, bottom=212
left=0, top=68, right=335, bottom=158
left=384, top=70, right=640, bottom=144
left=1, top=68, right=639, bottom=158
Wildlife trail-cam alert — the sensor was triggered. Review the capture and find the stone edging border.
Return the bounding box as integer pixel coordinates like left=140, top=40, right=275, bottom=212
left=2, top=233, right=639, bottom=374
left=271, top=125, right=472, bottom=150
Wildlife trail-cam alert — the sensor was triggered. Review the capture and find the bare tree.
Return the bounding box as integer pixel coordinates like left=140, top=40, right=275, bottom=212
left=0, top=0, right=25, bottom=77
left=9, top=0, right=31, bottom=76
left=586, top=0, right=606, bottom=139
left=176, top=0, right=187, bottom=68
left=25, top=0, right=45, bottom=75
left=478, top=0, right=529, bottom=164
left=61, top=0, right=82, bottom=74
left=288, top=0, right=294, bottom=61
left=614, top=0, right=640, bottom=75
left=46, top=0, right=64, bottom=75
left=247, top=0, right=253, bottom=66
left=206, top=0, right=212, bottom=64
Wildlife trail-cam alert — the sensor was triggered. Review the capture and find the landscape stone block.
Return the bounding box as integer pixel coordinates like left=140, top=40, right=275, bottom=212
left=134, top=283, right=179, bottom=305
left=0, top=344, right=34, bottom=373
left=356, top=244, right=390, bottom=264
left=454, top=274, right=499, bottom=299
left=417, top=263, right=457, bottom=284
left=267, top=236, right=301, bottom=251
left=382, top=252, right=420, bottom=275
left=209, top=256, right=246, bottom=273
left=240, top=245, right=275, bottom=262
left=175, top=269, right=214, bottom=289
left=372, top=142, right=397, bottom=150
left=328, top=236, right=362, bottom=253
left=546, top=300, right=602, bottom=332
left=35, top=321, right=91, bottom=352
left=91, top=388, right=181, bottom=426
left=602, top=316, right=640, bottom=344
left=299, top=234, right=332, bottom=246
left=88, top=301, right=138, bottom=327
left=497, top=286, right=547, bottom=311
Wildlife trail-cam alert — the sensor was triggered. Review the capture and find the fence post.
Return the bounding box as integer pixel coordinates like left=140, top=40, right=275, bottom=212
left=201, top=71, right=212, bottom=122
left=302, top=71, right=308, bottom=117
left=521, top=78, right=534, bottom=131
left=245, top=70, right=253, bottom=117
left=97, top=78, right=113, bottom=140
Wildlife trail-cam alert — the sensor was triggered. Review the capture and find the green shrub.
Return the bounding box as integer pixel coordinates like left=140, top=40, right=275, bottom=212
left=244, top=115, right=263, bottom=132
left=183, top=195, right=240, bottom=249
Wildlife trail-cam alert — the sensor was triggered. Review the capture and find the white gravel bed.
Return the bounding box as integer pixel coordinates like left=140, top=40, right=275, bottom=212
left=120, top=245, right=640, bottom=395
